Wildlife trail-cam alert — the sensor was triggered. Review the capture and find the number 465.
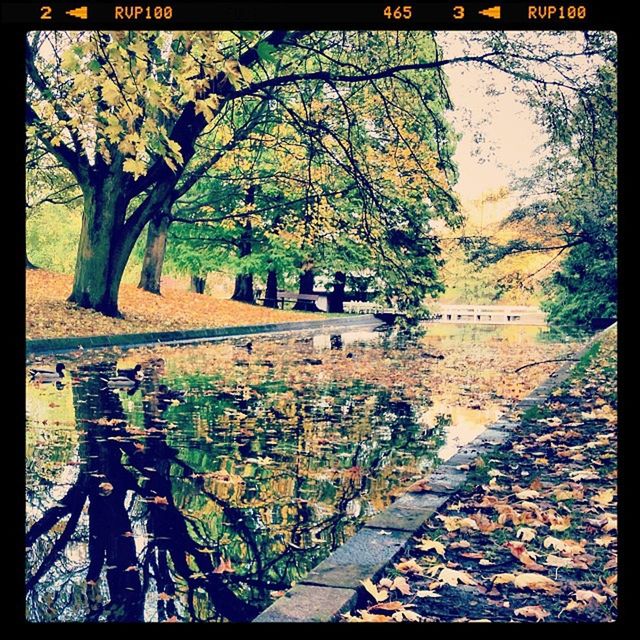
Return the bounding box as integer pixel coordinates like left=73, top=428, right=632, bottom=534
left=384, top=6, right=413, bottom=19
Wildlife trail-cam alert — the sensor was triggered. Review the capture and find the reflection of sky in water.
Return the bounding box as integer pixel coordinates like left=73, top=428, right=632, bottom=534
left=25, top=324, right=577, bottom=622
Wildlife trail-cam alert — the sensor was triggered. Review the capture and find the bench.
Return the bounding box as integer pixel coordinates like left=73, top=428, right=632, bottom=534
left=256, top=290, right=329, bottom=312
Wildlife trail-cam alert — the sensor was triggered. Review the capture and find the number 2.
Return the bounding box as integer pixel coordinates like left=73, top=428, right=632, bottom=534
left=453, top=5, right=464, bottom=19
left=40, top=5, right=52, bottom=20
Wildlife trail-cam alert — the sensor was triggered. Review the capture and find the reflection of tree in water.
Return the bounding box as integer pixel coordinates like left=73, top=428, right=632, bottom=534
left=26, top=354, right=445, bottom=621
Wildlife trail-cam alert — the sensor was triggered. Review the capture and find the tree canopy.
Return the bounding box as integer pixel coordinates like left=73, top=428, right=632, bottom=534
left=26, top=30, right=617, bottom=324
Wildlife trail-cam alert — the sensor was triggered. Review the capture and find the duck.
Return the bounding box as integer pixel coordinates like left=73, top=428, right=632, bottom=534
left=157, top=384, right=186, bottom=400
left=116, top=364, right=144, bottom=380
left=237, top=340, right=253, bottom=354
left=101, top=375, right=141, bottom=389
left=29, top=363, right=66, bottom=381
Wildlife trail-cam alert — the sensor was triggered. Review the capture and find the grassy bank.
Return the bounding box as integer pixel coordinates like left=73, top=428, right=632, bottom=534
left=343, top=326, right=617, bottom=623
left=26, top=270, right=315, bottom=340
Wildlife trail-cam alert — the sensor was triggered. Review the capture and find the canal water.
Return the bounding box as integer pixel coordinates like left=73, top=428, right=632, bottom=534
left=26, top=323, right=581, bottom=621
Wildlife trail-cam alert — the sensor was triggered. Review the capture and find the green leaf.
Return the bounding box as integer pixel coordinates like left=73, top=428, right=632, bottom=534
left=256, top=41, right=277, bottom=63
left=87, top=59, right=102, bottom=74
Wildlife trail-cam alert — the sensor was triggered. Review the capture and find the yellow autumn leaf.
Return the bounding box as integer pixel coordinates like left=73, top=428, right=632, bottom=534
left=591, top=488, right=615, bottom=506
left=574, top=590, right=607, bottom=604
left=438, top=567, right=477, bottom=587
left=416, top=538, right=446, bottom=556
left=515, top=489, right=540, bottom=500
left=361, top=578, right=388, bottom=603
left=514, top=573, right=560, bottom=593
left=545, top=554, right=574, bottom=568
left=595, top=535, right=616, bottom=547
left=516, top=527, right=536, bottom=542
left=543, top=536, right=586, bottom=555
left=514, top=605, right=550, bottom=621
left=123, top=158, right=147, bottom=180
left=395, top=559, right=425, bottom=575
left=436, top=515, right=479, bottom=532
left=391, top=576, right=411, bottom=595
left=101, top=80, right=122, bottom=106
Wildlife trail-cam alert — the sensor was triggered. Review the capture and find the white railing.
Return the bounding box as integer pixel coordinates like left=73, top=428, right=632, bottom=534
left=343, top=302, right=547, bottom=325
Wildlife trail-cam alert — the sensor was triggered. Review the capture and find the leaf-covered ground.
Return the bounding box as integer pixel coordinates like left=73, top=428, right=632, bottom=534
left=26, top=270, right=313, bottom=339
left=343, top=326, right=617, bottom=623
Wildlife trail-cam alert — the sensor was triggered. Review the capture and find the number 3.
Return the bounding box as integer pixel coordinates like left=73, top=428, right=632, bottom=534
left=453, top=5, right=464, bottom=19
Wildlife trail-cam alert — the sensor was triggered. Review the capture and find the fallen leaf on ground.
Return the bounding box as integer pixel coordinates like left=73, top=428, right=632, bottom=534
left=395, top=559, right=425, bottom=575
left=595, top=535, right=616, bottom=547
left=514, top=573, right=561, bottom=593
left=506, top=541, right=544, bottom=571
left=543, top=536, right=586, bottom=556
left=416, top=538, right=446, bottom=556
left=514, top=605, right=550, bottom=621
left=406, top=479, right=432, bottom=493
left=438, top=567, right=477, bottom=587
left=545, top=555, right=588, bottom=570
left=391, top=576, right=412, bottom=595
left=515, top=489, right=540, bottom=500
left=574, top=590, right=607, bottom=605
left=392, top=610, right=421, bottom=622
left=98, top=482, right=113, bottom=496
left=369, top=601, right=404, bottom=613
left=437, top=515, right=479, bottom=532
left=361, top=578, right=389, bottom=602
left=516, top=527, right=536, bottom=542
left=492, top=573, right=516, bottom=585
left=591, top=489, right=615, bottom=506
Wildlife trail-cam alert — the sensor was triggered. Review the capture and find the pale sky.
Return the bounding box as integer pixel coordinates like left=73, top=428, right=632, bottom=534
left=446, top=63, right=542, bottom=207
left=437, top=31, right=605, bottom=217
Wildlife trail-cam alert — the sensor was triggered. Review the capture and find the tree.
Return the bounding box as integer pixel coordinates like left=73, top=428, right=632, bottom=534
left=27, top=30, right=614, bottom=317
left=460, top=53, right=617, bottom=325
left=26, top=30, right=307, bottom=315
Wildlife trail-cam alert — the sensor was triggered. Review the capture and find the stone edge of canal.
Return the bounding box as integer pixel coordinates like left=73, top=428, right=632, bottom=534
left=25, top=314, right=384, bottom=356
left=252, top=323, right=617, bottom=623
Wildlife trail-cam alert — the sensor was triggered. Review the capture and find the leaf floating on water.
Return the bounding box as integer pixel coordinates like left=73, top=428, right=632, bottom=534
left=213, top=557, right=234, bottom=574
left=98, top=482, right=113, bottom=496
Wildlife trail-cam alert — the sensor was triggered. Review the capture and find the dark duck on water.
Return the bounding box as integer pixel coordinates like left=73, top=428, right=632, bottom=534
left=116, top=364, right=144, bottom=380
left=29, top=363, right=66, bottom=381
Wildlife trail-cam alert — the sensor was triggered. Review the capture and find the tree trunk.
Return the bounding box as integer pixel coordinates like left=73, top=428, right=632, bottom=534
left=26, top=249, right=38, bottom=270
left=232, top=188, right=256, bottom=304
left=293, top=268, right=315, bottom=311
left=138, top=215, right=170, bottom=294
left=263, top=269, right=278, bottom=308
left=190, top=274, right=207, bottom=294
left=68, top=175, right=127, bottom=317
left=329, top=271, right=346, bottom=313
